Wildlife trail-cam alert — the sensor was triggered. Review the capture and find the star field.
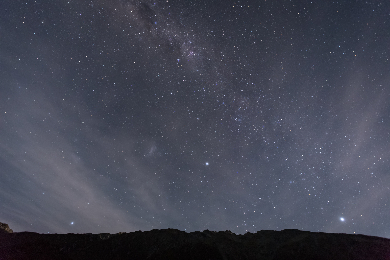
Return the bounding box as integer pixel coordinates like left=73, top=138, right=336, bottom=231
left=1, top=0, right=390, bottom=237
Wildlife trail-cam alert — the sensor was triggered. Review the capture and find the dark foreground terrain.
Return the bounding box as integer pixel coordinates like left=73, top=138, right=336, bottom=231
left=1, top=223, right=390, bottom=259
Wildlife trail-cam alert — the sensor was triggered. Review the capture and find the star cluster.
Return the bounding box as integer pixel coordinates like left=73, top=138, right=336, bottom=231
left=1, top=0, right=390, bottom=237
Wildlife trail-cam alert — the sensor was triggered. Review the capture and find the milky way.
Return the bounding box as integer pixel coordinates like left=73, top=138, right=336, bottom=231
left=1, top=0, right=390, bottom=237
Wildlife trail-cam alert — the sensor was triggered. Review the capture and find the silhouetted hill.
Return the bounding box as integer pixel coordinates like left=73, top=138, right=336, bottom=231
left=1, top=223, right=389, bottom=259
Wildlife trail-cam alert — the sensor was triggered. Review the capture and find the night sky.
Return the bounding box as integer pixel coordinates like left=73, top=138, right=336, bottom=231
left=1, top=0, right=390, bottom=238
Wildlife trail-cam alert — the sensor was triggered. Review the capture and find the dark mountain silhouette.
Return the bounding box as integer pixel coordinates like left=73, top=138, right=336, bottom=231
left=1, top=222, right=389, bottom=259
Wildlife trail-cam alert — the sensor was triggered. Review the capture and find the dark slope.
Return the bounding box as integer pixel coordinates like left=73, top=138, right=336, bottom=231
left=1, top=228, right=390, bottom=259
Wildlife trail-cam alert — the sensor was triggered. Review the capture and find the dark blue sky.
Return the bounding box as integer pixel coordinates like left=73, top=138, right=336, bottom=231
left=1, top=0, right=390, bottom=237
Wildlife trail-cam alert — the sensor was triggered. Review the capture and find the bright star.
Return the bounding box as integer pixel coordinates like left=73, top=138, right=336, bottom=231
left=70, top=222, right=74, bottom=225
left=205, top=162, right=209, bottom=166
left=340, top=217, right=345, bottom=222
